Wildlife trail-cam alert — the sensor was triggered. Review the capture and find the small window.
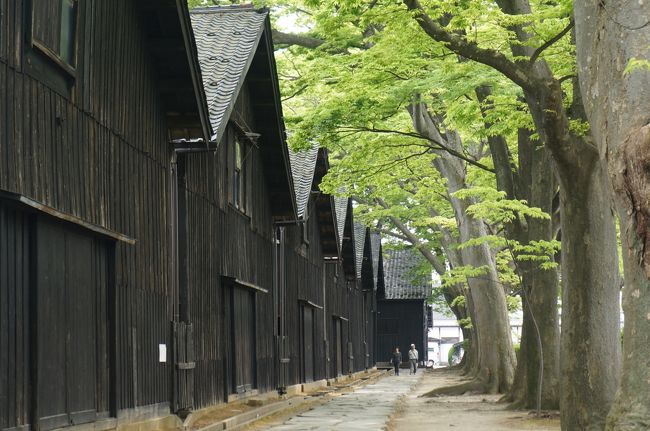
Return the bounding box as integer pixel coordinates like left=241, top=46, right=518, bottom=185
left=232, top=135, right=248, bottom=213
left=31, top=0, right=78, bottom=75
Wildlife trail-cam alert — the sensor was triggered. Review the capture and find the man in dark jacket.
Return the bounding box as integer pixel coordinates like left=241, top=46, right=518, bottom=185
left=391, top=347, right=402, bottom=375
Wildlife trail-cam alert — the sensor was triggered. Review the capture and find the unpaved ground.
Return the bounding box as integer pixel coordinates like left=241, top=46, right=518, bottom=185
left=388, top=369, right=560, bottom=431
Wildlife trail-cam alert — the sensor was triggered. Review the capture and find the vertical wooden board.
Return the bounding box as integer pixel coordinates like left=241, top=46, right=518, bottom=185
left=39, top=87, right=50, bottom=204
left=0, top=63, right=6, bottom=189
left=95, top=243, right=109, bottom=414
left=8, top=0, right=19, bottom=68
left=18, top=211, right=31, bottom=425
left=31, top=79, right=41, bottom=201
left=0, top=0, right=6, bottom=60
left=22, top=75, right=32, bottom=198
left=0, top=206, right=9, bottom=429
left=5, top=66, right=15, bottom=191
left=65, top=231, right=97, bottom=419
left=6, top=208, right=17, bottom=427
left=35, top=220, right=67, bottom=423
left=13, top=73, right=23, bottom=192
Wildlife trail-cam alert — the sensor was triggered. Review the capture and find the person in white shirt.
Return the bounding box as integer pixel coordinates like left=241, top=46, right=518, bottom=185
left=408, top=344, right=419, bottom=375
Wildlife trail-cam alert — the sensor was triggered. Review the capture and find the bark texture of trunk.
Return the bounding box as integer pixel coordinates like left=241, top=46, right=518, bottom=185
left=557, top=159, right=621, bottom=430
left=574, top=2, right=650, bottom=429
left=522, top=58, right=621, bottom=431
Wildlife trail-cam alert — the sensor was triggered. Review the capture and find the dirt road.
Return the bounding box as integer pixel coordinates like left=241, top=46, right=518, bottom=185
left=388, top=369, right=560, bottom=431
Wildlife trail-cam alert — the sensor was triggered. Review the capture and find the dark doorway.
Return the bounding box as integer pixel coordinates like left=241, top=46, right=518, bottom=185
left=33, top=217, right=112, bottom=430
left=226, top=284, right=257, bottom=395
left=300, top=305, right=315, bottom=383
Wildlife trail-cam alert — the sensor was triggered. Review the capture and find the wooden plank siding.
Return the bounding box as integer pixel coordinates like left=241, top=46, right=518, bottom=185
left=183, top=82, right=277, bottom=408
left=1, top=2, right=379, bottom=427
left=0, top=0, right=177, bottom=426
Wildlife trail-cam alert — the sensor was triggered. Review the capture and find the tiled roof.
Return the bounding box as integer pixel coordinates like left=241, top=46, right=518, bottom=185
left=334, top=197, right=349, bottom=249
left=382, top=249, right=431, bottom=300
left=190, top=6, right=267, bottom=143
left=288, top=145, right=320, bottom=219
left=370, top=232, right=381, bottom=287
left=353, top=222, right=366, bottom=279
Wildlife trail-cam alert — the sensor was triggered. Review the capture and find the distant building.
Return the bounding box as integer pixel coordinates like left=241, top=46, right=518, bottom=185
left=376, top=249, right=431, bottom=364
left=428, top=309, right=523, bottom=365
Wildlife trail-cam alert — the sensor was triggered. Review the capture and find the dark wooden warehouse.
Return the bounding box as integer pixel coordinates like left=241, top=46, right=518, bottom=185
left=0, top=3, right=382, bottom=430
left=0, top=0, right=211, bottom=429
left=376, top=249, right=432, bottom=366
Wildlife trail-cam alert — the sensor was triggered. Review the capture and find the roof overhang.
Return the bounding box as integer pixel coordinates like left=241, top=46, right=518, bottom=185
left=136, top=0, right=212, bottom=142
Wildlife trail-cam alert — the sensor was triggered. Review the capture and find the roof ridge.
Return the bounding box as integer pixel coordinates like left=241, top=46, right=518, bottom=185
left=191, top=4, right=262, bottom=14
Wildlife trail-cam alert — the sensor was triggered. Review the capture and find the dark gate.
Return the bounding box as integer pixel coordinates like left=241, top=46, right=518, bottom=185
left=300, top=306, right=315, bottom=383
left=229, top=286, right=256, bottom=394
left=34, top=218, right=110, bottom=430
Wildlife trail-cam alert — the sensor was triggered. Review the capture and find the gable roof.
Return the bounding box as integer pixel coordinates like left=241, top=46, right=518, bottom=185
left=288, top=145, right=320, bottom=219
left=334, top=197, right=356, bottom=280
left=334, top=196, right=349, bottom=250
left=370, top=232, right=382, bottom=287
left=190, top=5, right=296, bottom=219
left=382, top=249, right=431, bottom=300
left=312, top=148, right=339, bottom=257
left=354, top=222, right=366, bottom=279
left=190, top=6, right=266, bottom=142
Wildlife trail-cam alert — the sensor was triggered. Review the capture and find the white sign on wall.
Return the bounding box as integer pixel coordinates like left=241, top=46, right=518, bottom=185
left=159, top=344, right=167, bottom=363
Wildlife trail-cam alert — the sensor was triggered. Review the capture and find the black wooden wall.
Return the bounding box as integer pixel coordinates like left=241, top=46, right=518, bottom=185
left=0, top=203, right=30, bottom=430
left=0, top=0, right=175, bottom=426
left=0, top=1, right=379, bottom=427
left=376, top=300, right=427, bottom=364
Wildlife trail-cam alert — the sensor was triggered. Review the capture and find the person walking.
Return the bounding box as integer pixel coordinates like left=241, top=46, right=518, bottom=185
left=408, top=344, right=419, bottom=375
left=391, top=347, right=402, bottom=376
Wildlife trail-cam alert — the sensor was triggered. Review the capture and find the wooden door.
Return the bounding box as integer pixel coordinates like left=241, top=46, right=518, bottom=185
left=35, top=220, right=108, bottom=430
left=332, top=319, right=342, bottom=377
left=301, top=306, right=314, bottom=383
left=231, top=287, right=256, bottom=394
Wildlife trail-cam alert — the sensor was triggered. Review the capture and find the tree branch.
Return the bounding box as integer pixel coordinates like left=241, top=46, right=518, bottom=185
left=338, top=125, right=495, bottom=173
left=402, top=0, right=533, bottom=90
left=271, top=30, right=325, bottom=49
left=529, top=19, right=574, bottom=65
left=374, top=197, right=448, bottom=276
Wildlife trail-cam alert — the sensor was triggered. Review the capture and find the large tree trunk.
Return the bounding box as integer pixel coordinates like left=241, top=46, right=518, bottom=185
left=518, top=32, right=621, bottom=431
left=477, top=85, right=560, bottom=410
left=409, top=103, right=516, bottom=394
left=574, top=2, right=650, bottom=429
left=555, top=158, right=621, bottom=430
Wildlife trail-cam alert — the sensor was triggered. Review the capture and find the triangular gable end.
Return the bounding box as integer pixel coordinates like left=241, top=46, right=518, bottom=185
left=191, top=6, right=266, bottom=142
left=288, top=145, right=320, bottom=219
left=382, top=249, right=432, bottom=300
left=313, top=148, right=339, bottom=258
left=334, top=196, right=348, bottom=250
left=191, top=6, right=296, bottom=219
left=353, top=222, right=366, bottom=279
left=370, top=232, right=381, bottom=288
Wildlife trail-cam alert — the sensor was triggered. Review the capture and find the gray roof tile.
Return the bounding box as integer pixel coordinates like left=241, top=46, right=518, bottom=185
left=190, top=6, right=267, bottom=143
left=370, top=232, right=381, bottom=286
left=334, top=197, right=348, bottom=249
left=382, top=249, right=431, bottom=300
left=288, top=145, right=320, bottom=219
left=353, top=222, right=366, bottom=279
